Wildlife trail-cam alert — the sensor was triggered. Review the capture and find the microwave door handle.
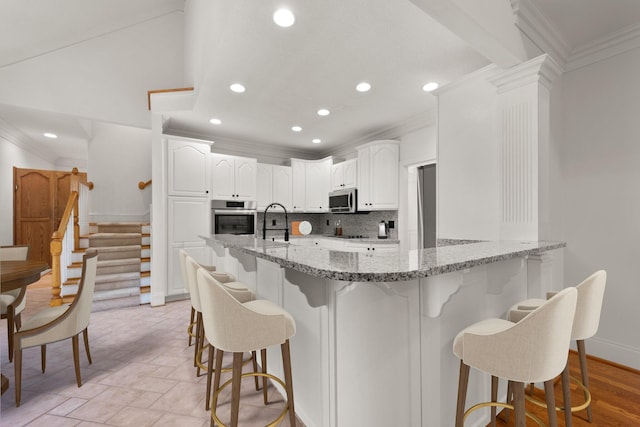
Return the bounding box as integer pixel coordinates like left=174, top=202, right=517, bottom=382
left=349, top=192, right=353, bottom=211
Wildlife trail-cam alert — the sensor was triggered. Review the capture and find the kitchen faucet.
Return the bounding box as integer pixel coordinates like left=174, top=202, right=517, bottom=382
left=262, top=202, right=289, bottom=242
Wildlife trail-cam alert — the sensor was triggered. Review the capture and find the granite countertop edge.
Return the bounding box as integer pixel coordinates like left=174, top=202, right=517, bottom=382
left=201, top=235, right=566, bottom=282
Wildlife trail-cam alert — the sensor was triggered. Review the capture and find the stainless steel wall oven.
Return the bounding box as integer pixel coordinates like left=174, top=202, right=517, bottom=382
left=211, top=200, right=257, bottom=235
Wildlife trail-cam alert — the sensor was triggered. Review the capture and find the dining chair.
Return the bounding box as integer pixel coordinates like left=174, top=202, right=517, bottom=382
left=13, top=250, right=98, bottom=407
left=0, top=245, right=31, bottom=362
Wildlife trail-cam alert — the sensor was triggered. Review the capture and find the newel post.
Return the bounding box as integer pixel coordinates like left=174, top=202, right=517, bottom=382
left=50, top=231, right=63, bottom=306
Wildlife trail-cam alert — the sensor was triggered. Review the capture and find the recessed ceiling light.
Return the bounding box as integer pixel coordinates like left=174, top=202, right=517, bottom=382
left=317, top=108, right=330, bottom=116
left=312, top=138, right=321, bottom=144
left=230, top=83, right=246, bottom=93
left=291, top=126, right=302, bottom=132
left=356, top=82, right=371, bottom=92
left=43, top=133, right=57, bottom=139
left=209, top=118, right=222, bottom=125
left=422, top=82, right=439, bottom=92
left=273, top=8, right=295, bottom=27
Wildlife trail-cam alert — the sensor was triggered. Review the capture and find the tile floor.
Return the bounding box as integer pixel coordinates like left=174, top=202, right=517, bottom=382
left=1, top=288, right=303, bottom=427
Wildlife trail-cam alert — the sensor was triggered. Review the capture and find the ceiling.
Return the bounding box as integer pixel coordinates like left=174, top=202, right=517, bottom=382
left=1, top=0, right=639, bottom=163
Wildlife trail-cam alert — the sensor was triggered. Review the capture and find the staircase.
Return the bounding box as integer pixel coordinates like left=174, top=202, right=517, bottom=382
left=62, top=222, right=151, bottom=310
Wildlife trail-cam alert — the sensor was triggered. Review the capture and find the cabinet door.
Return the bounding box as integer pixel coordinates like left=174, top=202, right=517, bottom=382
left=168, top=196, right=210, bottom=245
left=167, top=196, right=211, bottom=296
left=306, top=159, right=330, bottom=212
left=291, top=161, right=306, bottom=212
left=234, top=157, right=257, bottom=200
left=210, top=154, right=235, bottom=199
left=331, top=162, right=344, bottom=191
left=257, top=164, right=273, bottom=210
left=342, top=159, right=357, bottom=189
left=370, top=144, right=399, bottom=209
left=272, top=165, right=293, bottom=210
left=371, top=244, right=398, bottom=253
left=168, top=140, right=210, bottom=197
left=357, top=148, right=372, bottom=210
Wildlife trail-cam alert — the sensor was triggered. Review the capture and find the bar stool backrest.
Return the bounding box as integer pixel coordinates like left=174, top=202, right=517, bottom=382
left=464, top=287, right=577, bottom=384
left=185, top=255, right=203, bottom=312
left=572, top=270, right=607, bottom=341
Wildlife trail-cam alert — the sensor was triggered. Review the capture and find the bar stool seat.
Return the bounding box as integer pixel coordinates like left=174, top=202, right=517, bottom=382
left=506, top=270, right=607, bottom=426
left=454, top=287, right=577, bottom=427
left=197, top=267, right=297, bottom=427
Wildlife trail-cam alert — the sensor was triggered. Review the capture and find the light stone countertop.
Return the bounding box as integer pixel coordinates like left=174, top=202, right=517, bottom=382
left=201, top=234, right=566, bottom=282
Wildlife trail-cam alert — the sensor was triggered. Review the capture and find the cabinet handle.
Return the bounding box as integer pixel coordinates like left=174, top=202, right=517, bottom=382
left=372, top=247, right=375, bottom=251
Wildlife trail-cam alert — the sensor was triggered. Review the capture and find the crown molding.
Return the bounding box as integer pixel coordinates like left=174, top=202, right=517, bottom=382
left=163, top=128, right=316, bottom=160
left=488, top=54, right=561, bottom=93
left=513, top=0, right=640, bottom=73
left=566, top=22, right=640, bottom=71
left=511, top=0, right=570, bottom=71
left=432, top=64, right=500, bottom=96
left=0, top=117, right=57, bottom=164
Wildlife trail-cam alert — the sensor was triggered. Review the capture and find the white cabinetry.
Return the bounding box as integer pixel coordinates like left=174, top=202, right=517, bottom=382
left=331, top=158, right=357, bottom=190
left=210, top=153, right=257, bottom=200
left=357, top=140, right=399, bottom=210
left=167, top=139, right=210, bottom=197
left=290, top=157, right=332, bottom=212
left=257, top=164, right=293, bottom=211
left=166, top=138, right=213, bottom=298
left=344, top=242, right=399, bottom=253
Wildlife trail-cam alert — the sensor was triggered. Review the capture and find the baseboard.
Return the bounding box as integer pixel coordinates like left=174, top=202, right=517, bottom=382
left=575, top=336, right=640, bottom=371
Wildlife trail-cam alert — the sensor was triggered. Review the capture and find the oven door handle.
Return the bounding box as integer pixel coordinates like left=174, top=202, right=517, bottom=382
left=213, top=210, right=257, bottom=215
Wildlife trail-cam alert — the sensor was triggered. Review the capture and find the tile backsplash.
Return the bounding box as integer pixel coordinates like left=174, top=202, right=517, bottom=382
left=257, top=211, right=398, bottom=240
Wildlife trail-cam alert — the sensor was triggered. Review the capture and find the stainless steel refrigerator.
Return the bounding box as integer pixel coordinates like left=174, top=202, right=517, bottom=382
left=417, top=164, right=436, bottom=248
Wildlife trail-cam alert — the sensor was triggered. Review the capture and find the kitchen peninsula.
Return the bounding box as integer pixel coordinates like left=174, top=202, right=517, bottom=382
left=201, top=234, right=565, bottom=427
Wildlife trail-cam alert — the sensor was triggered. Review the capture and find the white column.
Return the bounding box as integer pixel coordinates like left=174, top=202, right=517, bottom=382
left=488, top=54, right=561, bottom=241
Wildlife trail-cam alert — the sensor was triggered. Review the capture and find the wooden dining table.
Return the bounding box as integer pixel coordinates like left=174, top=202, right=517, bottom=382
left=1, top=259, right=49, bottom=395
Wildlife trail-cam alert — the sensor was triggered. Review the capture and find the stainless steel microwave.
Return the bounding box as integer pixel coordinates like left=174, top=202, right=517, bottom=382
left=329, top=188, right=357, bottom=213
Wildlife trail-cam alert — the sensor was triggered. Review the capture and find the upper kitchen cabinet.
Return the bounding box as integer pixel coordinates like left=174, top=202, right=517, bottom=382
left=210, top=153, right=257, bottom=201
left=331, top=158, right=357, bottom=190
left=357, top=140, right=399, bottom=210
left=257, top=164, right=292, bottom=211
left=167, top=139, right=211, bottom=197
left=291, top=157, right=332, bottom=212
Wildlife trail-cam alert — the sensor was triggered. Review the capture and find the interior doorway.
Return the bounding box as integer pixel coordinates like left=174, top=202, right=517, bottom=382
left=13, top=167, right=86, bottom=265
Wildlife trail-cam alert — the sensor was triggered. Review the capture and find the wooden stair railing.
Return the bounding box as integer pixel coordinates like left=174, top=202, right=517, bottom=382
left=138, top=179, right=152, bottom=189
left=50, top=168, right=93, bottom=306
left=50, top=191, right=77, bottom=306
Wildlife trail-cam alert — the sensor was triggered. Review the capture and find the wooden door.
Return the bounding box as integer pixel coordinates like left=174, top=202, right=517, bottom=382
left=13, top=168, right=86, bottom=265
left=14, top=168, right=54, bottom=264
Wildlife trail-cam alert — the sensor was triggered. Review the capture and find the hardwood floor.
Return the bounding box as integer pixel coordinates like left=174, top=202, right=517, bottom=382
left=491, top=351, right=640, bottom=426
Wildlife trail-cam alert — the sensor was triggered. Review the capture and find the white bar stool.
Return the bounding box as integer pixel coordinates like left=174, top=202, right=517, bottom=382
left=453, top=287, right=577, bottom=427
left=197, top=267, right=297, bottom=427
left=506, top=270, right=607, bottom=425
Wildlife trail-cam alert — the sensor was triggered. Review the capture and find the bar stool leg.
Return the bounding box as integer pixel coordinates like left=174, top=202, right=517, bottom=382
left=512, top=381, right=526, bottom=427
left=188, top=307, right=195, bottom=346
left=206, top=344, right=214, bottom=411
left=281, top=340, right=296, bottom=427
left=211, top=348, right=225, bottom=427
left=490, top=375, right=498, bottom=427
left=252, top=350, right=260, bottom=391
left=577, top=340, right=592, bottom=422
left=231, top=352, right=244, bottom=427
left=194, top=312, right=201, bottom=368
left=544, top=379, right=558, bottom=427
left=562, top=362, right=573, bottom=427
left=261, top=348, right=269, bottom=405
left=455, top=361, right=470, bottom=427
left=196, top=314, right=205, bottom=377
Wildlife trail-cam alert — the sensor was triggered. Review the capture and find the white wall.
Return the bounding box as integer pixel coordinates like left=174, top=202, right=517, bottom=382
left=436, top=71, right=501, bottom=240
left=399, top=125, right=437, bottom=250
left=558, top=48, right=640, bottom=368
left=88, top=123, right=152, bottom=222
left=0, top=136, right=55, bottom=244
